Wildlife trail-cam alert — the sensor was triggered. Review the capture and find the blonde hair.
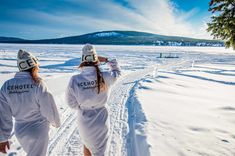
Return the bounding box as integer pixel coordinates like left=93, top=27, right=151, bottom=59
left=26, top=66, right=41, bottom=84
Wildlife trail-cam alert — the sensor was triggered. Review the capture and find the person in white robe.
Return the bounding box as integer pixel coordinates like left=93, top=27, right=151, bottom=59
left=0, top=49, right=61, bottom=156
left=66, top=44, right=121, bottom=156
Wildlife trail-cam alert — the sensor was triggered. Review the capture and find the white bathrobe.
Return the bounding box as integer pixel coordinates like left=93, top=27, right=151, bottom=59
left=66, top=60, right=120, bottom=156
left=0, top=72, right=61, bottom=156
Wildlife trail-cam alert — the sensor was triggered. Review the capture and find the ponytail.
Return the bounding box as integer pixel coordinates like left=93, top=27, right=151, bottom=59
left=79, top=62, right=106, bottom=94
left=94, top=64, right=106, bottom=93
left=25, top=66, right=41, bottom=84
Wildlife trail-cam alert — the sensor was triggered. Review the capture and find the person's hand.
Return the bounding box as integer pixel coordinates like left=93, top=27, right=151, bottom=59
left=108, top=59, right=120, bottom=71
left=0, top=141, right=10, bottom=154
left=98, top=56, right=108, bottom=63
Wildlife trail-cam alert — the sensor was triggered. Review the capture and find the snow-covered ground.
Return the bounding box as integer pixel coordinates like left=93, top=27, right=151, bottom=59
left=0, top=44, right=234, bottom=156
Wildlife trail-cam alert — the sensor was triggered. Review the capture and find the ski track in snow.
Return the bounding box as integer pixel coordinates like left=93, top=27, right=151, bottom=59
left=50, top=62, right=185, bottom=156
left=0, top=44, right=234, bottom=156
left=4, top=58, right=201, bottom=156
left=48, top=113, right=77, bottom=155
left=107, top=68, right=154, bottom=156
left=47, top=67, right=154, bottom=156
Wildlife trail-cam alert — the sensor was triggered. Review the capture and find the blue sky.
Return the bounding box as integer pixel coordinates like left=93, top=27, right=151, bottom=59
left=0, top=0, right=212, bottom=39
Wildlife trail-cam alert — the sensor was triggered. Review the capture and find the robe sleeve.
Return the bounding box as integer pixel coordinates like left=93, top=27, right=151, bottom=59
left=0, top=85, right=13, bottom=142
left=66, top=77, right=80, bottom=110
left=37, top=81, right=61, bottom=128
left=105, top=59, right=121, bottom=86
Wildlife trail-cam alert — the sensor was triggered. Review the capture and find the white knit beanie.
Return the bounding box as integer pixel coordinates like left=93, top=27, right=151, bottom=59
left=81, top=44, right=98, bottom=63
left=17, top=49, right=39, bottom=71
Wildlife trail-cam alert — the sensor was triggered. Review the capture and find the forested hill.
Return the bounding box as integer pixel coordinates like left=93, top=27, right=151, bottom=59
left=0, top=31, right=224, bottom=47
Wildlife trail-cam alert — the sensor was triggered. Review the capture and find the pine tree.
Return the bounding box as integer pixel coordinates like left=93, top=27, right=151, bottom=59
left=207, top=0, right=235, bottom=49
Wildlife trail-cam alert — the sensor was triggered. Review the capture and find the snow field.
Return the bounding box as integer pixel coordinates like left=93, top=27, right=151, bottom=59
left=0, top=44, right=234, bottom=156
left=131, top=61, right=235, bottom=156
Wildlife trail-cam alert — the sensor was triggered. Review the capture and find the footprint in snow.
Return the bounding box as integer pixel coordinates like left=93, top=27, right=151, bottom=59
left=189, top=127, right=210, bottom=132
left=8, top=152, right=17, bottom=156
left=220, top=106, right=235, bottom=111
left=143, top=79, right=153, bottom=83
left=221, top=139, right=229, bottom=143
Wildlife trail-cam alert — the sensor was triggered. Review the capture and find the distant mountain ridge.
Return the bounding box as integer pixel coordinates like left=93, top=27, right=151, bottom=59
left=0, top=37, right=25, bottom=42
left=0, top=30, right=224, bottom=47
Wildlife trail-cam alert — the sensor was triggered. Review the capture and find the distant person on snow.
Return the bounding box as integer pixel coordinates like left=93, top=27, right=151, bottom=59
left=0, top=50, right=61, bottom=155
left=66, top=44, right=121, bottom=156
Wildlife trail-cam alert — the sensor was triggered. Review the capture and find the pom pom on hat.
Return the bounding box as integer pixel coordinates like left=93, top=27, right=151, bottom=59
left=81, top=44, right=98, bottom=63
left=17, top=49, right=38, bottom=71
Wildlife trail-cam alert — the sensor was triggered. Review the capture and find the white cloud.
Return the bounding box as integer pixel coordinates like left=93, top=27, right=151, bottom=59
left=122, top=0, right=205, bottom=37
left=65, top=0, right=212, bottom=39
left=4, top=0, right=212, bottom=39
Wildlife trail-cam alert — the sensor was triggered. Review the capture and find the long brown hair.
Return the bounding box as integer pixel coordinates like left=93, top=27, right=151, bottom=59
left=79, top=61, right=106, bottom=94
left=26, top=66, right=41, bottom=84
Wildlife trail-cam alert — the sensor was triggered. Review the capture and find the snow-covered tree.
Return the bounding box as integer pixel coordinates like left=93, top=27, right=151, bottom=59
left=207, top=0, right=235, bottom=49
